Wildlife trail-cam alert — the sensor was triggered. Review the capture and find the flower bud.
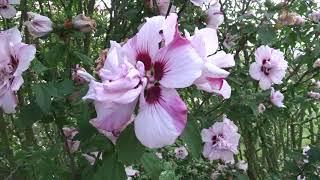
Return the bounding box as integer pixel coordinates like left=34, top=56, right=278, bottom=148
left=206, top=2, right=224, bottom=29
left=72, top=14, right=96, bottom=33
left=24, top=12, right=53, bottom=38
left=258, top=103, right=266, bottom=113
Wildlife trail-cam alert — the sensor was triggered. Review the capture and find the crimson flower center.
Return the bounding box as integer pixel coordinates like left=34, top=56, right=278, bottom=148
left=261, top=58, right=271, bottom=76
left=212, top=133, right=224, bottom=145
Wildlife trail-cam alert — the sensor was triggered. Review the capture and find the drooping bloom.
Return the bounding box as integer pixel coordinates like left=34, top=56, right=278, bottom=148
left=72, top=14, right=96, bottom=33
left=62, top=127, right=80, bottom=153
left=24, top=12, right=53, bottom=38
left=174, top=146, right=188, bottom=159
left=0, top=0, right=19, bottom=19
left=270, top=88, right=285, bottom=108
left=206, top=2, right=224, bottom=29
left=0, top=28, right=36, bottom=113
left=82, top=14, right=203, bottom=148
left=249, top=45, right=288, bottom=90
left=125, top=166, right=139, bottom=180
left=201, top=117, right=240, bottom=162
left=186, top=28, right=235, bottom=99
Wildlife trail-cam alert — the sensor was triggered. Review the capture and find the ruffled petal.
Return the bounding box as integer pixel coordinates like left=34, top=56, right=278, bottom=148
left=134, top=87, right=187, bottom=148
left=11, top=76, right=24, bottom=91
left=91, top=100, right=137, bottom=133
left=12, top=43, right=36, bottom=76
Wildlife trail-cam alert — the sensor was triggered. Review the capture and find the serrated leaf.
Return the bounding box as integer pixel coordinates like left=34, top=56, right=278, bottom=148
left=116, top=125, right=145, bottom=164
left=32, top=84, right=52, bottom=113
left=141, top=153, right=162, bottom=180
left=93, top=153, right=126, bottom=180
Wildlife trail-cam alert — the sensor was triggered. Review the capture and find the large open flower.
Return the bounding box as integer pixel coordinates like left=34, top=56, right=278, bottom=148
left=0, top=27, right=36, bottom=113
left=201, top=117, right=240, bottom=162
left=83, top=14, right=203, bottom=148
left=249, top=45, right=288, bottom=90
left=186, top=28, right=235, bottom=99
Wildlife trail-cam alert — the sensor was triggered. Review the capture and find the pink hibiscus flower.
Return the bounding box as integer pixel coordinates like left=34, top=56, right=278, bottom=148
left=0, top=0, right=19, bottom=19
left=249, top=45, right=288, bottom=90
left=83, top=14, right=203, bottom=148
left=0, top=27, right=36, bottom=113
left=201, top=117, right=240, bottom=162
left=270, top=88, right=285, bottom=108
left=186, top=28, right=235, bottom=99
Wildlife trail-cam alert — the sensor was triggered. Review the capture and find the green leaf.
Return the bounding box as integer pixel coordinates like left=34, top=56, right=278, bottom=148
left=93, top=153, right=126, bottom=180
left=32, top=84, right=52, bottom=113
left=181, top=119, right=202, bottom=158
left=73, top=51, right=93, bottom=65
left=31, top=59, right=48, bottom=74
left=116, top=124, right=145, bottom=164
left=159, top=170, right=179, bottom=180
left=141, top=153, right=162, bottom=180
left=15, top=103, right=43, bottom=128
left=257, top=25, right=277, bottom=45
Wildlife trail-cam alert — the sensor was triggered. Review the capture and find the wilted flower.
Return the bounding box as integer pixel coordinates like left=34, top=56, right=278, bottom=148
left=186, top=28, right=235, bottom=99
left=125, top=166, right=139, bottom=180
left=206, top=2, right=224, bottom=29
left=83, top=14, right=203, bottom=148
left=0, top=28, right=36, bottom=113
left=258, top=103, right=266, bottom=113
left=278, top=12, right=304, bottom=25
left=236, top=160, right=248, bottom=172
left=223, top=33, right=236, bottom=49
left=146, top=0, right=176, bottom=16
left=24, top=12, right=53, bottom=38
left=174, top=146, right=188, bottom=159
left=0, top=0, right=19, bottom=19
left=82, top=152, right=102, bottom=165
left=313, top=58, right=320, bottom=68
left=249, top=45, right=288, bottom=90
left=309, top=10, right=320, bottom=23
left=201, top=117, right=240, bottom=162
left=72, top=64, right=95, bottom=85
left=270, top=88, right=285, bottom=108
left=62, top=127, right=80, bottom=153
left=72, top=14, right=96, bottom=33
left=308, top=91, right=320, bottom=100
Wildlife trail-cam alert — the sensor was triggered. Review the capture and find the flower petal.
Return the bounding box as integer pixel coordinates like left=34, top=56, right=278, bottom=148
left=208, top=51, right=235, bottom=68
left=91, top=100, right=137, bottom=132
left=0, top=90, right=17, bottom=114
left=155, top=32, right=203, bottom=88
left=0, top=5, right=17, bottom=19
left=259, top=76, right=272, bottom=90
left=249, top=62, right=262, bottom=81
left=13, top=43, right=36, bottom=76
left=192, top=28, right=219, bottom=57
left=134, top=87, right=187, bottom=148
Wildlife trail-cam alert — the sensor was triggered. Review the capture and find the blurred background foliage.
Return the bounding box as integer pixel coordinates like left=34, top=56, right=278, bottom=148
left=0, top=0, right=319, bottom=179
